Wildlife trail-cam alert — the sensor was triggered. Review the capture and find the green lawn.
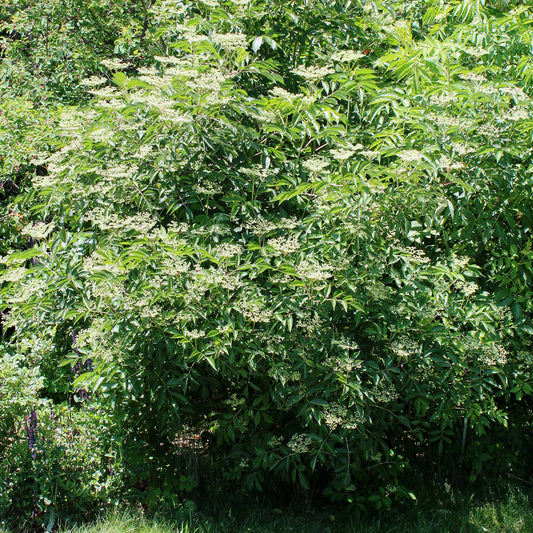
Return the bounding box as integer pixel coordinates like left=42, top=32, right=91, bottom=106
left=4, top=482, right=531, bottom=533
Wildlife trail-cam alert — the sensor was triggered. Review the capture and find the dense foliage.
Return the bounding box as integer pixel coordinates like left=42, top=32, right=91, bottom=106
left=1, top=0, right=533, bottom=528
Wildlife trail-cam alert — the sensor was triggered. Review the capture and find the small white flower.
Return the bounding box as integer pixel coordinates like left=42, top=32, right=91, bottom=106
left=21, top=222, right=55, bottom=241
left=331, top=148, right=355, bottom=161
left=101, top=58, right=131, bottom=70
left=211, top=32, right=247, bottom=51
left=302, top=157, right=329, bottom=174
left=479, top=344, right=508, bottom=366
left=398, top=150, right=424, bottom=164
left=331, top=50, right=365, bottom=62
left=287, top=433, right=313, bottom=453
left=292, top=65, right=334, bottom=81
left=80, top=76, right=107, bottom=87
left=267, top=234, right=300, bottom=255
left=214, top=243, right=244, bottom=259
left=297, top=260, right=333, bottom=282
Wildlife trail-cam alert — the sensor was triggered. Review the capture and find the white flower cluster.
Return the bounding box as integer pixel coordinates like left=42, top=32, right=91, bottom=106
left=75, top=320, right=114, bottom=361
left=0, top=252, right=16, bottom=265
left=451, top=255, right=470, bottom=270
left=91, top=281, right=161, bottom=321
left=365, top=282, right=391, bottom=301
left=136, top=67, right=169, bottom=89
left=503, top=106, right=530, bottom=122
left=477, top=122, right=502, bottom=137
left=184, top=267, right=232, bottom=304
left=461, top=47, right=489, bottom=58
left=267, top=435, right=284, bottom=448
left=158, top=108, right=191, bottom=125
left=183, top=328, right=206, bottom=340
left=459, top=72, right=487, bottom=83
left=324, top=355, right=362, bottom=373
left=89, top=127, right=115, bottom=143
left=132, top=145, right=154, bottom=160
left=239, top=299, right=273, bottom=323
left=292, top=65, right=335, bottom=81
left=58, top=109, right=95, bottom=138
left=397, top=245, right=430, bottom=264
left=82, top=251, right=123, bottom=274
left=76, top=319, right=108, bottom=348
left=240, top=165, right=279, bottom=179
left=331, top=148, right=355, bottom=161
left=211, top=32, right=247, bottom=51
left=60, top=140, right=84, bottom=155
left=499, top=85, right=528, bottom=101
left=269, top=87, right=298, bottom=100
left=302, top=156, right=329, bottom=174
left=190, top=223, right=231, bottom=237
left=216, top=323, right=232, bottom=334
left=267, top=234, right=300, bottom=255
left=0, top=266, right=26, bottom=283
left=517, top=343, right=533, bottom=366
left=429, top=91, right=458, bottom=106
left=324, top=402, right=346, bottom=429
left=476, top=83, right=498, bottom=96
left=193, top=181, right=222, bottom=195
left=390, top=335, right=419, bottom=359
left=246, top=107, right=278, bottom=123
left=437, top=155, right=465, bottom=171
left=101, top=58, right=131, bottom=70
left=175, top=24, right=209, bottom=44
left=6, top=277, right=47, bottom=305
left=297, top=260, right=333, bottom=282
left=161, top=256, right=190, bottom=276
left=244, top=216, right=298, bottom=235
left=258, top=332, right=286, bottom=356
left=426, top=112, right=474, bottom=131
left=398, top=149, right=424, bottom=164
left=331, top=336, right=359, bottom=351
left=101, top=164, right=138, bottom=179
left=296, top=313, right=324, bottom=333
left=300, top=95, right=317, bottom=107
left=324, top=402, right=364, bottom=430
left=214, top=243, right=244, bottom=259
left=382, top=19, right=412, bottom=41
left=479, top=344, right=508, bottom=366
left=342, top=222, right=366, bottom=237
left=372, top=381, right=399, bottom=403
left=360, top=149, right=379, bottom=159
left=167, top=222, right=190, bottom=235
left=86, top=209, right=158, bottom=236
left=287, top=433, right=314, bottom=453
left=331, top=50, right=365, bottom=62
left=80, top=76, right=107, bottom=87
left=186, top=70, right=226, bottom=93
left=88, top=86, right=119, bottom=100
left=456, top=280, right=479, bottom=296
left=21, top=222, right=55, bottom=241
left=450, top=142, right=476, bottom=156
left=194, top=266, right=243, bottom=292
left=267, top=366, right=301, bottom=384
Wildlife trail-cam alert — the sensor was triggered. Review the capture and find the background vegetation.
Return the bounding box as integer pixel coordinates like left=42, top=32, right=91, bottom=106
left=1, top=0, right=532, bottom=530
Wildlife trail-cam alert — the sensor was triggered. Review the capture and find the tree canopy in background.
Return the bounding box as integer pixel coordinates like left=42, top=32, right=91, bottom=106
left=1, top=0, right=533, bottom=528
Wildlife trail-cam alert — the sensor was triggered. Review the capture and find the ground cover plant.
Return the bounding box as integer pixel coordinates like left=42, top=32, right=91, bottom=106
left=1, top=0, right=533, bottom=530
left=2, top=483, right=533, bottom=533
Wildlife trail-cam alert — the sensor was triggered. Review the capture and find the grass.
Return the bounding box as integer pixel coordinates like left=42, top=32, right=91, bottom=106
left=3, top=481, right=530, bottom=533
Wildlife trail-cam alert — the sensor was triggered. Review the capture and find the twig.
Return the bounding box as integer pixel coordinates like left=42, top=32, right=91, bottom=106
left=506, top=473, right=533, bottom=486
